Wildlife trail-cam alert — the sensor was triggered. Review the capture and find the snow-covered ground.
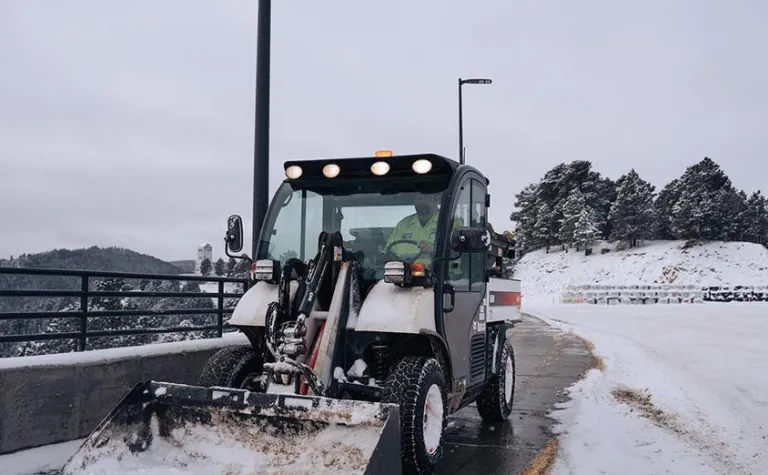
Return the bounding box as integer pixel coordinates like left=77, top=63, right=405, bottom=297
left=515, top=240, right=768, bottom=304
left=527, top=303, right=768, bottom=475
left=2, top=439, right=84, bottom=475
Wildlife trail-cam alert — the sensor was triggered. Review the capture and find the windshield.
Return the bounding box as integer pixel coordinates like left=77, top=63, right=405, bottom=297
left=257, top=180, right=447, bottom=281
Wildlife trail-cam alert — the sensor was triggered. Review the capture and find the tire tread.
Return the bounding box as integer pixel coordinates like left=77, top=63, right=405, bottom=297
left=197, top=345, right=263, bottom=388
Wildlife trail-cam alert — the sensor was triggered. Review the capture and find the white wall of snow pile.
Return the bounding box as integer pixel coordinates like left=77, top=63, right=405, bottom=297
left=514, top=240, right=768, bottom=305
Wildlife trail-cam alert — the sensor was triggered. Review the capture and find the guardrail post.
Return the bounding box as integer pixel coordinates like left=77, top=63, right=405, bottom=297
left=217, top=281, right=224, bottom=337
left=79, top=275, right=88, bottom=351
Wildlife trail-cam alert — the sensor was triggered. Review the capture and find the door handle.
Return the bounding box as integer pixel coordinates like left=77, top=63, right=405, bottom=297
left=442, top=284, right=455, bottom=313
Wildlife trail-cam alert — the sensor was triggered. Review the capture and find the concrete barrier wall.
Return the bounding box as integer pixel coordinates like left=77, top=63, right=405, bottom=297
left=0, top=332, right=249, bottom=455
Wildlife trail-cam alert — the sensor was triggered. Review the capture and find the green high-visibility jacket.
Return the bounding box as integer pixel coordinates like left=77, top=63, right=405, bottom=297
left=386, top=213, right=439, bottom=266
left=386, top=213, right=465, bottom=269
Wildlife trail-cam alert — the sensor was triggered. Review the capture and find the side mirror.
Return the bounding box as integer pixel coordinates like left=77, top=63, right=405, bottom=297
left=449, top=227, right=490, bottom=253
left=225, top=214, right=244, bottom=253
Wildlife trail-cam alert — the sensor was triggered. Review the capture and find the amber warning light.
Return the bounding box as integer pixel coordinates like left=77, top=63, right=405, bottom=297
left=374, top=150, right=393, bottom=157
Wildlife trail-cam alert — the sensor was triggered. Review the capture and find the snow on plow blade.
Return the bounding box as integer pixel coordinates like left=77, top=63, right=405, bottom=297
left=61, top=381, right=401, bottom=475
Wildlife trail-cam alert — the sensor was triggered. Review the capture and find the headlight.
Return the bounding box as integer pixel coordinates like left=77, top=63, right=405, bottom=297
left=384, top=261, right=410, bottom=286
left=251, top=259, right=280, bottom=283
left=384, top=261, right=429, bottom=286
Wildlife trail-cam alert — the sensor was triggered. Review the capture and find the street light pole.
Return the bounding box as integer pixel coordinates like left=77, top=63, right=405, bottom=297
left=458, top=78, right=464, bottom=164
left=457, top=77, right=492, bottom=166
left=252, top=0, right=271, bottom=260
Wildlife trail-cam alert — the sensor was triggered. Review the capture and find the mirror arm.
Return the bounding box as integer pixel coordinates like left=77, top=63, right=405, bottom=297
left=224, top=236, right=252, bottom=262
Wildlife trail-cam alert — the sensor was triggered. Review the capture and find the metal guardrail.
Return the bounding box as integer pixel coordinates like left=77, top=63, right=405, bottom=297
left=0, top=267, right=250, bottom=352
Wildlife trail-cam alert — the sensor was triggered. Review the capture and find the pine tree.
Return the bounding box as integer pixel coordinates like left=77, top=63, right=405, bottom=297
left=654, top=179, right=681, bottom=239
left=732, top=190, right=751, bottom=242
left=200, top=258, right=212, bottom=276
left=226, top=258, right=237, bottom=276
left=214, top=258, right=225, bottom=276
left=559, top=189, right=586, bottom=247
left=713, top=188, right=747, bottom=241
left=608, top=169, right=656, bottom=247
left=574, top=208, right=601, bottom=253
left=533, top=202, right=560, bottom=252
left=743, top=191, right=768, bottom=244
left=668, top=157, right=738, bottom=241
left=508, top=160, right=614, bottom=252
left=510, top=184, right=540, bottom=253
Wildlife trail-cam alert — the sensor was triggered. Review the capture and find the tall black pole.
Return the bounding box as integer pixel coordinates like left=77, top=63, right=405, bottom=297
left=252, top=0, right=271, bottom=260
left=458, top=78, right=464, bottom=165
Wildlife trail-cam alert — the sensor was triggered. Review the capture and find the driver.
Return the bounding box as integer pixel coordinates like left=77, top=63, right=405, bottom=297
left=385, top=193, right=440, bottom=266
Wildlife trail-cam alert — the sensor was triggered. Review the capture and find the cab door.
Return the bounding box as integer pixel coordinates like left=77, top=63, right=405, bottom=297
left=440, top=176, right=489, bottom=392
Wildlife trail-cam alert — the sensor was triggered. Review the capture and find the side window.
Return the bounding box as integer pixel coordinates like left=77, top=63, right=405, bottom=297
left=471, top=180, right=486, bottom=227
left=446, top=183, right=471, bottom=292
left=470, top=179, right=487, bottom=291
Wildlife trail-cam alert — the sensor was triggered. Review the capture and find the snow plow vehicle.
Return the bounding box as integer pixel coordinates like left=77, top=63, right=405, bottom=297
left=61, top=152, right=522, bottom=475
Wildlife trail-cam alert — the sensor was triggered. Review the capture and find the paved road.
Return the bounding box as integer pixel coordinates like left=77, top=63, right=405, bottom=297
left=437, top=314, right=595, bottom=474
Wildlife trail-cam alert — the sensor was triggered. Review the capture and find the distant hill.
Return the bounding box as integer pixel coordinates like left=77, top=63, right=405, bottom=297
left=170, top=260, right=196, bottom=274
left=0, top=247, right=183, bottom=339
left=513, top=240, right=768, bottom=305
left=0, top=247, right=214, bottom=357
left=1, top=246, right=183, bottom=275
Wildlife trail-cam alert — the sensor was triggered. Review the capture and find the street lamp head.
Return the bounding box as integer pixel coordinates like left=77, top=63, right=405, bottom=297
left=461, top=78, right=492, bottom=85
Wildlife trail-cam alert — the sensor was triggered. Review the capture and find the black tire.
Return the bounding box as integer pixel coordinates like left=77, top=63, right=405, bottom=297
left=476, top=337, right=515, bottom=422
left=382, top=357, right=447, bottom=475
left=197, top=345, right=263, bottom=388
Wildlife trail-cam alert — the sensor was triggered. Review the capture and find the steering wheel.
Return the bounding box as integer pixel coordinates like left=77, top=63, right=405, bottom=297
left=384, top=239, right=426, bottom=264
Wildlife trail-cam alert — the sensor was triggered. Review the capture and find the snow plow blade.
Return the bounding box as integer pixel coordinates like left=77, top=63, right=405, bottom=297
left=61, top=380, right=402, bottom=475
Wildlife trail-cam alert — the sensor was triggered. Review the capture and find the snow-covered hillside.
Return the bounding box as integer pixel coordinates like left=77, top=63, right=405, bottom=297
left=514, top=240, right=768, bottom=305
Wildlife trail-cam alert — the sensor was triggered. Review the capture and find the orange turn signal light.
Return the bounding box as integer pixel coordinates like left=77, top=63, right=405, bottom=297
left=411, top=263, right=425, bottom=277
left=375, top=150, right=393, bottom=157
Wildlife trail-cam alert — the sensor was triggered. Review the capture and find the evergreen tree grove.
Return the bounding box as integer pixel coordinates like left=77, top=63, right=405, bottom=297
left=510, top=156, right=764, bottom=254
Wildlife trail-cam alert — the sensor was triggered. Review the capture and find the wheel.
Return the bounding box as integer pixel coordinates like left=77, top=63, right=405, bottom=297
left=476, top=337, right=515, bottom=422
left=197, top=345, right=263, bottom=388
left=382, top=357, right=447, bottom=475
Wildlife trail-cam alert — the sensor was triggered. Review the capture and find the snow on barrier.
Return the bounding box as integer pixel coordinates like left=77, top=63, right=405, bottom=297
left=560, top=284, right=768, bottom=304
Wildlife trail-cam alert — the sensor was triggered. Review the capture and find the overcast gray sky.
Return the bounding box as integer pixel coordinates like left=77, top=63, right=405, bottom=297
left=1, top=0, right=767, bottom=262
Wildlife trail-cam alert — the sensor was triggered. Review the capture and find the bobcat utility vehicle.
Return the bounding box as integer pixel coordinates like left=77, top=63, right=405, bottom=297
left=61, top=151, right=522, bottom=475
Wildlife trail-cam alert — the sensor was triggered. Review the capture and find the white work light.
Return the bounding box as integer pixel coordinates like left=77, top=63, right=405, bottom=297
left=371, top=161, right=390, bottom=176
left=323, top=164, right=341, bottom=178
left=412, top=159, right=432, bottom=174
left=285, top=165, right=303, bottom=179
left=384, top=261, right=408, bottom=285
